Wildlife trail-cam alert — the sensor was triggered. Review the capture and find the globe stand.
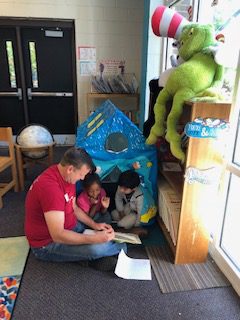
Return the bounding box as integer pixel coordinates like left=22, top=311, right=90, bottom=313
left=15, top=142, right=56, bottom=191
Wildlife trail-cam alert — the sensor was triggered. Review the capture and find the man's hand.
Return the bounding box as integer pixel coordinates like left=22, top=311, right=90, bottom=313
left=44, top=210, right=115, bottom=244
left=101, top=196, right=110, bottom=209
left=93, top=222, right=113, bottom=232
left=94, top=228, right=115, bottom=243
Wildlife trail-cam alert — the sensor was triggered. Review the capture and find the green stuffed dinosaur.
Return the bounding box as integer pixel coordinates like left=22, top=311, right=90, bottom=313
left=146, top=6, right=224, bottom=163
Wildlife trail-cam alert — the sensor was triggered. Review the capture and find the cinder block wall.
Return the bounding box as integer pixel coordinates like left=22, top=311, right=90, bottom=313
left=0, top=0, right=144, bottom=123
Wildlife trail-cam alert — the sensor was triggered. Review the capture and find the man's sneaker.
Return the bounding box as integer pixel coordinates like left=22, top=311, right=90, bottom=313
left=89, top=255, right=118, bottom=272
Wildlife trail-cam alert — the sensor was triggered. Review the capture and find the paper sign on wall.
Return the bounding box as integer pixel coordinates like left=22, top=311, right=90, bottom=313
left=78, top=46, right=96, bottom=75
left=78, top=46, right=96, bottom=61
left=98, top=59, right=125, bottom=74
left=80, top=62, right=96, bottom=76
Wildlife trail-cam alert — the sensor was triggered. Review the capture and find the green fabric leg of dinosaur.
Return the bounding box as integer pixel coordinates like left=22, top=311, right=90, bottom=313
left=146, top=88, right=169, bottom=145
left=165, top=89, right=195, bottom=163
left=146, top=88, right=194, bottom=163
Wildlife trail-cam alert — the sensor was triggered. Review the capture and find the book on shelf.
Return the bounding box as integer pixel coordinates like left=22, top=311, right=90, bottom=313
left=123, top=110, right=139, bottom=125
left=158, top=181, right=181, bottom=245
left=83, top=229, right=141, bottom=244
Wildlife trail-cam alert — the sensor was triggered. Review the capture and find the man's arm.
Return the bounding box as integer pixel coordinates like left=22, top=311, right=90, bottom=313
left=44, top=211, right=114, bottom=245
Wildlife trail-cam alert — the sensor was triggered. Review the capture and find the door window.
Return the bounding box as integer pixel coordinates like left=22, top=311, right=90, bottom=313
left=6, top=41, right=17, bottom=88
left=28, top=41, right=39, bottom=88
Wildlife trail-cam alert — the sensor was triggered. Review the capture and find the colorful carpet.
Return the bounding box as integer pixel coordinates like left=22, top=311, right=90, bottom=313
left=0, top=276, right=21, bottom=320
left=146, top=246, right=230, bottom=293
left=0, top=236, right=29, bottom=320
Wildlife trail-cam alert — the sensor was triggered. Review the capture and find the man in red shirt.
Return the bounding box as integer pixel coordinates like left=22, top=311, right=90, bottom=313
left=25, top=147, right=126, bottom=271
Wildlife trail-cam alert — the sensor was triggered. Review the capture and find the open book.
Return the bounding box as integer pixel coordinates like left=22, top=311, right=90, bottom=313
left=83, top=229, right=141, bottom=244
left=114, top=232, right=142, bottom=244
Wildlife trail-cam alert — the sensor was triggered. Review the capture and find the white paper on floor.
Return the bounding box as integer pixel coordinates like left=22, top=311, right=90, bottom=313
left=114, top=249, right=152, bottom=280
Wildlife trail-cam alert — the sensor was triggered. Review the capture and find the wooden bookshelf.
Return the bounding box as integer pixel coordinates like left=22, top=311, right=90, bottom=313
left=86, top=92, right=140, bottom=125
left=87, top=92, right=139, bottom=99
left=157, top=216, right=176, bottom=256
left=157, top=101, right=231, bottom=264
left=160, top=170, right=184, bottom=196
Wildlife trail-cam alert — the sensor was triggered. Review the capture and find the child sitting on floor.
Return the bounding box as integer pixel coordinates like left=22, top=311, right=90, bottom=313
left=111, top=170, right=144, bottom=230
left=77, top=172, right=112, bottom=224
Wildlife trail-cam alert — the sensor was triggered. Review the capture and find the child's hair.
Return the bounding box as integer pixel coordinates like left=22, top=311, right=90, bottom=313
left=82, top=172, right=101, bottom=191
left=118, top=170, right=140, bottom=189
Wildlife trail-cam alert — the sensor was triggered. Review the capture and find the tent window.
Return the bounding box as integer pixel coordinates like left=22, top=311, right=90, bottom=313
left=105, top=132, right=128, bottom=153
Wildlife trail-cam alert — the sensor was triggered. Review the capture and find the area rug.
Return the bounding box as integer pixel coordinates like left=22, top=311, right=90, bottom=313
left=0, top=276, right=21, bottom=320
left=146, top=246, right=230, bottom=293
left=0, top=236, right=29, bottom=277
left=0, top=236, right=29, bottom=320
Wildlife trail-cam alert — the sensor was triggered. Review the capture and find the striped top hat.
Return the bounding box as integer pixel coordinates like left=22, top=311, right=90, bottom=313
left=152, top=6, right=189, bottom=40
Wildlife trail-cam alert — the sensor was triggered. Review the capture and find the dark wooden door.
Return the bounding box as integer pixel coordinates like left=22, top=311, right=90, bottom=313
left=0, top=21, right=77, bottom=136
left=0, top=27, right=25, bottom=134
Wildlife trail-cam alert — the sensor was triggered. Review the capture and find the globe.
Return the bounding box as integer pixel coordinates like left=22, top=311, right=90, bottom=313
left=16, top=124, right=54, bottom=159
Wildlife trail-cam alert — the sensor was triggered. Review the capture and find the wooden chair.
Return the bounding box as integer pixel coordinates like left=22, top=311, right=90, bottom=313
left=0, top=127, right=19, bottom=209
left=15, top=142, right=56, bottom=191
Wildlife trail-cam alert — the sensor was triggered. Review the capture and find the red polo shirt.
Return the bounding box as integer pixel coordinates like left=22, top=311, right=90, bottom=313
left=25, top=165, right=77, bottom=248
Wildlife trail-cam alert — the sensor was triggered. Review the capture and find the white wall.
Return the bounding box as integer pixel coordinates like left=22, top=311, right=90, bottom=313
left=144, top=0, right=163, bottom=121
left=144, top=0, right=192, bottom=120
left=0, top=0, right=144, bottom=123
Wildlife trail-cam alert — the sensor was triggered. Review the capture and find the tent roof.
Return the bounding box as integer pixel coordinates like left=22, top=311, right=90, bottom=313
left=76, top=100, right=156, bottom=160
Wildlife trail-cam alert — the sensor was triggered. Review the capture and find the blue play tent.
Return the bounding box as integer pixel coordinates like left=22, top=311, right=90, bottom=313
left=75, top=100, right=158, bottom=224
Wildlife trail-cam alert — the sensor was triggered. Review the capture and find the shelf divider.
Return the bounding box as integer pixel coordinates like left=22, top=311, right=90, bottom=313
left=160, top=170, right=184, bottom=196
left=157, top=216, right=176, bottom=256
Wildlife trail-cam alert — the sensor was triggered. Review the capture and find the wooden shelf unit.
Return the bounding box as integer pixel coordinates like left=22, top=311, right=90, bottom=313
left=157, top=101, right=231, bottom=264
left=157, top=216, right=176, bottom=256
left=87, top=92, right=139, bottom=99
left=160, top=170, right=184, bottom=195
left=86, top=92, right=140, bottom=124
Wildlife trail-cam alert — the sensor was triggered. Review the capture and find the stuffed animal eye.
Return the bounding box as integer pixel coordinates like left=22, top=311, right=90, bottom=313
left=189, top=28, right=194, bottom=36
left=181, top=40, right=184, bottom=46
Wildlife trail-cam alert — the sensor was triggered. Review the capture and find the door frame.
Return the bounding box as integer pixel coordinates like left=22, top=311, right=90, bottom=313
left=0, top=17, right=78, bottom=142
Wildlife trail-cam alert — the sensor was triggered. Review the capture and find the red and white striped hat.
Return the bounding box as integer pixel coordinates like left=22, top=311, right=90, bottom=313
left=152, top=6, right=189, bottom=40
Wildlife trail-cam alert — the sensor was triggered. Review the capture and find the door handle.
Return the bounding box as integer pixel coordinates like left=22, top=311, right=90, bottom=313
left=0, top=88, right=22, bottom=100
left=27, top=88, right=73, bottom=100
